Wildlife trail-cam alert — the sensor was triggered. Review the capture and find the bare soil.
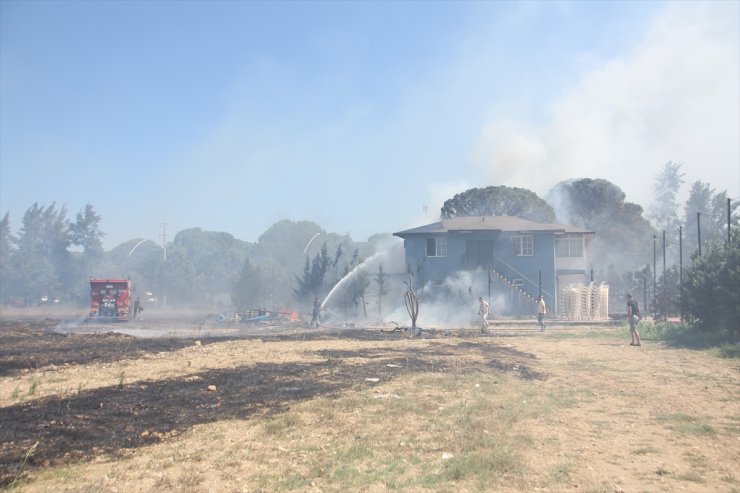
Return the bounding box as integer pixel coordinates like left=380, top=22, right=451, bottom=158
left=0, top=314, right=738, bottom=492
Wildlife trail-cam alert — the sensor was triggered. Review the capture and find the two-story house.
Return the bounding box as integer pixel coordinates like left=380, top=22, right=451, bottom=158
left=393, top=215, right=596, bottom=316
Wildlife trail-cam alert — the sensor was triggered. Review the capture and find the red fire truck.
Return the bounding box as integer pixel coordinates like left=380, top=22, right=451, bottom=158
left=88, top=278, right=133, bottom=321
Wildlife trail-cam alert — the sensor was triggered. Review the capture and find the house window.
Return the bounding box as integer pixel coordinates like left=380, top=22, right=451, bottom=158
left=426, top=237, right=447, bottom=257
left=556, top=238, right=584, bottom=258
left=512, top=235, right=533, bottom=256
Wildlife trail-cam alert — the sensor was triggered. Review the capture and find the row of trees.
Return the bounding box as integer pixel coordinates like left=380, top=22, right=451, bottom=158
left=649, top=162, right=735, bottom=264
left=0, top=208, right=390, bottom=315
left=1, top=168, right=736, bottom=337
left=0, top=203, right=105, bottom=305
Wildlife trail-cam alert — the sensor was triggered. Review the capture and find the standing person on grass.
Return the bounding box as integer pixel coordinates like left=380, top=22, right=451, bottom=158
left=626, top=293, right=642, bottom=346
left=311, top=297, right=321, bottom=328
left=537, top=295, right=547, bottom=331
left=478, top=297, right=491, bottom=333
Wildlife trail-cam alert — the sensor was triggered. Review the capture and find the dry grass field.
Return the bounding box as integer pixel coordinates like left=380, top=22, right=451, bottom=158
left=1, top=314, right=738, bottom=492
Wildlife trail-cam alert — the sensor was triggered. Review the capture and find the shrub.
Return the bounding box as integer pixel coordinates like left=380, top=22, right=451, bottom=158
left=683, top=233, right=739, bottom=340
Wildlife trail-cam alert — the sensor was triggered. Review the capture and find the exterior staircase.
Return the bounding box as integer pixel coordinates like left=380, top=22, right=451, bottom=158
left=489, top=255, right=555, bottom=312
left=490, top=268, right=538, bottom=302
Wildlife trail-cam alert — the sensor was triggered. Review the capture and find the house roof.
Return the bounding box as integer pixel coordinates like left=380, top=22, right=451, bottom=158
left=393, top=215, right=595, bottom=237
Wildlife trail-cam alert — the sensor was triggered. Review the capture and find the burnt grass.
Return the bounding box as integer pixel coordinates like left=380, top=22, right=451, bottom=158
left=0, top=319, right=545, bottom=487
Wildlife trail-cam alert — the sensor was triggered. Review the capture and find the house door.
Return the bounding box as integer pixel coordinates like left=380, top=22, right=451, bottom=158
left=466, top=240, right=493, bottom=269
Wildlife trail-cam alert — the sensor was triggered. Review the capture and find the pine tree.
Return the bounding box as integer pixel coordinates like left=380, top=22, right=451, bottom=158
left=0, top=213, right=17, bottom=303
left=71, top=203, right=105, bottom=257
left=374, top=262, right=389, bottom=318
left=649, top=162, right=684, bottom=265
left=684, top=231, right=739, bottom=339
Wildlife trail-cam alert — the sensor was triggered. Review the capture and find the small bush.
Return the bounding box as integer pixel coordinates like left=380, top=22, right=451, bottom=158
left=683, top=234, right=739, bottom=340
left=639, top=321, right=740, bottom=357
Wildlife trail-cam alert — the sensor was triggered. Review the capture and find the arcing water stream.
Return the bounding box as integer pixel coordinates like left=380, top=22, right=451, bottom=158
left=321, top=251, right=384, bottom=310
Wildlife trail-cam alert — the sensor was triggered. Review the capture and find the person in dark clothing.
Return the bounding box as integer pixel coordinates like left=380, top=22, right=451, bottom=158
left=626, top=293, right=641, bottom=346
left=133, top=297, right=143, bottom=319
left=311, top=298, right=321, bottom=328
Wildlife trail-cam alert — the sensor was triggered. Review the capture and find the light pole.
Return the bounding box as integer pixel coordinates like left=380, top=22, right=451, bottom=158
left=697, top=212, right=702, bottom=258
left=643, top=265, right=648, bottom=318
left=679, top=225, right=683, bottom=322
left=653, top=234, right=657, bottom=319
left=662, top=230, right=666, bottom=321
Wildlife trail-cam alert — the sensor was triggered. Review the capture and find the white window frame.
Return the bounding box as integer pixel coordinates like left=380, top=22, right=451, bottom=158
left=556, top=237, right=584, bottom=258
left=512, top=235, right=533, bottom=256
left=426, top=237, right=447, bottom=257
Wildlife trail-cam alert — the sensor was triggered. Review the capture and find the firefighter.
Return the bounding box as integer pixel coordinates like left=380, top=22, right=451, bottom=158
left=134, top=297, right=143, bottom=319
left=311, top=298, right=321, bottom=328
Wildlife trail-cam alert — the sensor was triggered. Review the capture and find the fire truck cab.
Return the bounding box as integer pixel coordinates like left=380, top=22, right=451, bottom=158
left=88, top=278, right=133, bottom=321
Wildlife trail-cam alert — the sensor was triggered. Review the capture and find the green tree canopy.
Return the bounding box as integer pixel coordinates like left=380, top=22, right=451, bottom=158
left=0, top=212, right=17, bottom=304
left=293, top=242, right=333, bottom=302
left=547, top=178, right=656, bottom=272
left=683, top=182, right=738, bottom=258
left=684, top=233, right=739, bottom=339
left=71, top=203, right=105, bottom=257
left=162, top=228, right=252, bottom=306
left=232, top=256, right=263, bottom=311
left=253, top=220, right=323, bottom=274
left=441, top=186, right=555, bottom=223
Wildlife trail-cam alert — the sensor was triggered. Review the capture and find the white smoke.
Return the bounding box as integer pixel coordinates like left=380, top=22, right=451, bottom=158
left=383, top=268, right=517, bottom=328
left=471, top=2, right=740, bottom=205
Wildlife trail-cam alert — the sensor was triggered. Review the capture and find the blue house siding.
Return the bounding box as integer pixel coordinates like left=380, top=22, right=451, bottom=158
left=395, top=216, right=594, bottom=317
left=494, top=231, right=556, bottom=299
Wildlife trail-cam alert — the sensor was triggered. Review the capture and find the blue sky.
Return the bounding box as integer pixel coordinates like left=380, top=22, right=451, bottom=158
left=1, top=0, right=738, bottom=249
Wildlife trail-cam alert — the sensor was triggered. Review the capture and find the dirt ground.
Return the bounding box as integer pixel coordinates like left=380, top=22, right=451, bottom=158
left=0, top=313, right=738, bottom=492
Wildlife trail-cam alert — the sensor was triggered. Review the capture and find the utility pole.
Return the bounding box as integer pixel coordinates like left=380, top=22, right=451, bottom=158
left=679, top=225, right=683, bottom=322
left=662, top=230, right=666, bottom=277
left=161, top=222, right=168, bottom=261
left=161, top=222, right=168, bottom=309
left=662, top=230, right=666, bottom=321
left=487, top=269, right=491, bottom=302
left=643, top=265, right=648, bottom=318
left=729, top=197, right=732, bottom=245
left=697, top=212, right=702, bottom=257
left=538, top=270, right=542, bottom=300
left=653, top=234, right=657, bottom=319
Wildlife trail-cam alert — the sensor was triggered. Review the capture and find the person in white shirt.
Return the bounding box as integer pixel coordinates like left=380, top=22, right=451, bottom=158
left=537, top=295, right=547, bottom=331
left=478, top=297, right=491, bottom=332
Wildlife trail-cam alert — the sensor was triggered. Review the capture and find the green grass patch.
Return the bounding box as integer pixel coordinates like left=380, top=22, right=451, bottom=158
left=708, top=344, right=740, bottom=359
left=263, top=413, right=302, bottom=436
left=656, top=413, right=716, bottom=436
left=549, top=461, right=574, bottom=484
left=676, top=471, right=705, bottom=483
left=257, top=471, right=311, bottom=491
left=683, top=451, right=709, bottom=468
left=632, top=446, right=658, bottom=455
left=566, top=357, right=610, bottom=372
left=335, top=439, right=372, bottom=463
left=545, top=328, right=624, bottom=341
left=421, top=445, right=522, bottom=488
left=638, top=321, right=681, bottom=341
left=177, top=470, right=204, bottom=491
left=640, top=322, right=739, bottom=357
